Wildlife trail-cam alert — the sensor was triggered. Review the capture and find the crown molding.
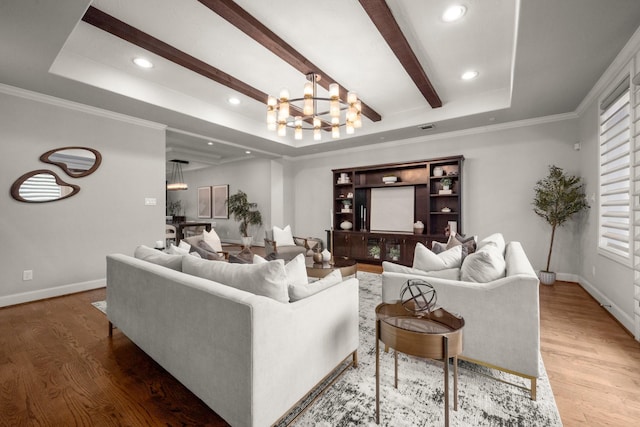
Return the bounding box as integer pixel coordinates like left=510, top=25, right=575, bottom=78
left=0, top=83, right=166, bottom=130
left=290, top=111, right=578, bottom=162
left=576, top=24, right=640, bottom=116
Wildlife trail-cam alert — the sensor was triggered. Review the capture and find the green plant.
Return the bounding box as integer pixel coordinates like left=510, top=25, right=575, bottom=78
left=440, top=177, right=452, bottom=187
left=167, top=200, right=183, bottom=216
left=533, top=165, right=589, bottom=272
left=369, top=245, right=381, bottom=258
left=226, top=190, right=263, bottom=237
left=389, top=246, right=401, bottom=259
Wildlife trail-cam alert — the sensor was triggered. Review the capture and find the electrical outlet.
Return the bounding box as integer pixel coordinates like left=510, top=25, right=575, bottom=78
left=23, top=270, right=33, bottom=281
left=145, top=197, right=157, bottom=206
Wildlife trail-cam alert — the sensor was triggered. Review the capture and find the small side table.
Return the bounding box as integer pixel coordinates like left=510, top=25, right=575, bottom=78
left=375, top=303, right=464, bottom=426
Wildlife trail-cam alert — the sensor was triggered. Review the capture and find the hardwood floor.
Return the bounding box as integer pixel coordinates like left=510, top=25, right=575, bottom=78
left=1, top=268, right=638, bottom=426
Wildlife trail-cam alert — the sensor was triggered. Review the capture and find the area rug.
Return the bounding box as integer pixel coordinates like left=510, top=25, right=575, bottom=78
left=91, top=272, right=562, bottom=426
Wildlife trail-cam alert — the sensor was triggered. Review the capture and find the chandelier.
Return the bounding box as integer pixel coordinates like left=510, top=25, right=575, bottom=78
left=266, top=73, right=362, bottom=141
left=166, top=159, right=188, bottom=191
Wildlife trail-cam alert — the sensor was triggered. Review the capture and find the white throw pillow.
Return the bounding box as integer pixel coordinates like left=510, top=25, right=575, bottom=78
left=168, top=243, right=190, bottom=255
left=254, top=253, right=308, bottom=287
left=460, top=243, right=506, bottom=282
left=477, top=233, right=505, bottom=255
left=182, top=255, right=289, bottom=303
left=289, top=269, right=343, bottom=302
left=382, top=261, right=461, bottom=280
left=273, top=225, right=295, bottom=246
left=202, top=228, right=223, bottom=252
left=412, top=243, right=462, bottom=271
left=178, top=240, right=191, bottom=251
left=134, top=245, right=182, bottom=271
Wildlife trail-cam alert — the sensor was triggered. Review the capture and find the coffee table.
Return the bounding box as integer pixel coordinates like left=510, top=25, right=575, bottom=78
left=375, top=303, right=464, bottom=426
left=305, top=257, right=357, bottom=278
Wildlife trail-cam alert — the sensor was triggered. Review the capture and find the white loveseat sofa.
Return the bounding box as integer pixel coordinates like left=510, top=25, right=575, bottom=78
left=381, top=237, right=540, bottom=399
left=106, top=250, right=359, bottom=427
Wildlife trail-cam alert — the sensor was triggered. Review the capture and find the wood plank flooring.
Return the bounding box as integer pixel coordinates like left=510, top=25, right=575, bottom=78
left=1, top=267, right=639, bottom=426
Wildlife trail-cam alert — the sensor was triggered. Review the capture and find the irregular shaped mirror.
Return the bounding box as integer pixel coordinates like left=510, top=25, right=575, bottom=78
left=40, top=146, right=102, bottom=178
left=10, top=170, right=80, bottom=203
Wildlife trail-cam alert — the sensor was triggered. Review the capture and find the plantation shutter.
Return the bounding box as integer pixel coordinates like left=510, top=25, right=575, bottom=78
left=599, top=77, right=631, bottom=259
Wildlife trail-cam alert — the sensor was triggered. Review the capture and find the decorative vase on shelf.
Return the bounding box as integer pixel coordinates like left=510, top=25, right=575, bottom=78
left=321, top=249, right=331, bottom=262
left=413, top=221, right=424, bottom=234
left=433, top=167, right=444, bottom=177
left=313, top=251, right=323, bottom=263
left=340, top=220, right=353, bottom=230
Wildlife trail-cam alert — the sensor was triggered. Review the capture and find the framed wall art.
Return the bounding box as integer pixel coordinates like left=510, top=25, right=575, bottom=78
left=212, top=184, right=229, bottom=219
left=197, top=186, right=212, bottom=218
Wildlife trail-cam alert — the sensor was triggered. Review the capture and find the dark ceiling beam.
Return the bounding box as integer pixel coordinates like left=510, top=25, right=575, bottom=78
left=358, top=0, right=442, bottom=108
left=82, top=6, right=268, bottom=104
left=198, top=0, right=382, bottom=122
left=82, top=6, right=328, bottom=130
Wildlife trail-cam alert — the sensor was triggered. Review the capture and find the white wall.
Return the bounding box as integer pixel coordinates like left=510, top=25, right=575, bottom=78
left=168, top=158, right=276, bottom=246
left=0, top=87, right=166, bottom=307
left=291, top=118, right=582, bottom=274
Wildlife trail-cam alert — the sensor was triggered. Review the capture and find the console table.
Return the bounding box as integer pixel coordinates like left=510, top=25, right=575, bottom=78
left=170, top=221, right=212, bottom=243
left=375, top=303, right=464, bottom=426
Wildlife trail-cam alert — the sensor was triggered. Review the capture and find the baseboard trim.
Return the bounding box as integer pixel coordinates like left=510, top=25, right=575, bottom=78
left=574, top=275, right=635, bottom=336
left=0, top=279, right=106, bottom=308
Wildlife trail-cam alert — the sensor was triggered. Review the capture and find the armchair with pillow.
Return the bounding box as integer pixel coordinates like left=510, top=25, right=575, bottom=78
left=381, top=233, right=541, bottom=400
left=264, top=225, right=311, bottom=261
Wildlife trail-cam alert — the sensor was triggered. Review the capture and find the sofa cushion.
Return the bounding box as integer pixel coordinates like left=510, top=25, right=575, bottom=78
left=413, top=243, right=462, bottom=271
left=273, top=225, right=296, bottom=246
left=253, top=253, right=308, bottom=288
left=134, top=245, right=183, bottom=271
left=382, top=261, right=460, bottom=280
left=202, top=228, right=223, bottom=252
left=460, top=243, right=506, bottom=282
left=182, top=255, right=290, bottom=303
left=289, top=270, right=343, bottom=302
left=478, top=232, right=505, bottom=254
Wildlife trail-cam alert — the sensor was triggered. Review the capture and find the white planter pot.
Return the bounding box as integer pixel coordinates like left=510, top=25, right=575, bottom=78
left=241, top=236, right=253, bottom=248
left=539, top=270, right=556, bottom=285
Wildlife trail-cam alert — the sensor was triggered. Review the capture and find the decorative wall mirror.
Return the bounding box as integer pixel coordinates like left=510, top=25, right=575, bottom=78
left=40, top=146, right=102, bottom=178
left=10, top=169, right=81, bottom=203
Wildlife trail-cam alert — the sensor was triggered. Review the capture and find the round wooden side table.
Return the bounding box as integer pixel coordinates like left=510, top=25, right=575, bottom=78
left=375, top=302, right=464, bottom=426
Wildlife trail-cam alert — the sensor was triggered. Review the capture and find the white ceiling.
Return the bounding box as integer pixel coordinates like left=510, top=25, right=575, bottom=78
left=2, top=0, right=640, bottom=167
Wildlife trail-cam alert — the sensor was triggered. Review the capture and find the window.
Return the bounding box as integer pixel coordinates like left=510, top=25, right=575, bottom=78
left=598, top=77, right=631, bottom=260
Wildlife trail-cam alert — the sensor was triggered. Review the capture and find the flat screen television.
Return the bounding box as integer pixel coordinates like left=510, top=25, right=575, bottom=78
left=369, top=186, right=414, bottom=233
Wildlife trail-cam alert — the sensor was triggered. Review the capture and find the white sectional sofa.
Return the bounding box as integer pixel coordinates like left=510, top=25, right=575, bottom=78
left=106, top=250, right=359, bottom=427
left=381, top=237, right=540, bottom=399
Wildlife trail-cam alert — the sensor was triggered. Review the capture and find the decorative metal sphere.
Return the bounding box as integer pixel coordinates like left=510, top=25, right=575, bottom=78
left=400, top=279, right=437, bottom=315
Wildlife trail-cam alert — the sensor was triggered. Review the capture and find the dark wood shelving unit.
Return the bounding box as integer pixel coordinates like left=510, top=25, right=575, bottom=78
left=331, top=156, right=463, bottom=266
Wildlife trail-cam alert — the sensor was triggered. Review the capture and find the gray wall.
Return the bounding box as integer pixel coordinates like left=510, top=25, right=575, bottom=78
left=0, top=88, right=166, bottom=306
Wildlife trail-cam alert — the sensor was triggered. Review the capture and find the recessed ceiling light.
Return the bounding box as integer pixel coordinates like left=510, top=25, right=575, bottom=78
left=245, top=150, right=251, bottom=154
left=228, top=97, right=241, bottom=105
left=207, top=141, right=214, bottom=146
left=461, top=70, right=479, bottom=80
left=132, top=57, right=153, bottom=69
left=442, top=5, right=466, bottom=22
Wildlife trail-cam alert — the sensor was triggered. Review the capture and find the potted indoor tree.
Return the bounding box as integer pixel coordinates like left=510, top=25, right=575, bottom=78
left=226, top=190, right=263, bottom=248
left=533, top=165, right=589, bottom=285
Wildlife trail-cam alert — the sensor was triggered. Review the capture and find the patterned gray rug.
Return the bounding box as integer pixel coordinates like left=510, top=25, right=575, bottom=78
left=92, top=272, right=562, bottom=426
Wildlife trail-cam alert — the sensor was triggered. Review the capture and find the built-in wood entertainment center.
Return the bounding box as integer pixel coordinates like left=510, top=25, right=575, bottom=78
left=331, top=155, right=463, bottom=266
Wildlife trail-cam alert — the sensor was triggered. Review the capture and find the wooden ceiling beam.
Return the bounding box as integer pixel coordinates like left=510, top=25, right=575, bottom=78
left=82, top=6, right=268, bottom=105
left=358, top=0, right=442, bottom=108
left=198, top=0, right=382, bottom=122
